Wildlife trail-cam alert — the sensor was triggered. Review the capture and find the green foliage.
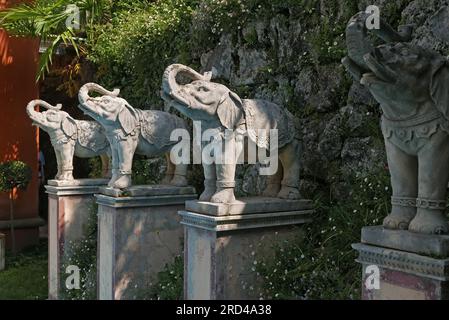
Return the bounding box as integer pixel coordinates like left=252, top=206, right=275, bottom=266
left=60, top=204, right=98, bottom=300
left=89, top=0, right=198, bottom=107
left=131, top=156, right=166, bottom=185
left=256, top=166, right=391, bottom=299
left=150, top=255, right=184, bottom=300
left=0, top=240, right=48, bottom=300
left=0, top=0, right=108, bottom=80
left=0, top=161, right=32, bottom=192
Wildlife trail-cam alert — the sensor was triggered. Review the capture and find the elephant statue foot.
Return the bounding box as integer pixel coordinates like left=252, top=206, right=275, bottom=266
left=383, top=207, right=416, bottom=230
left=277, top=185, right=301, bottom=200
left=57, top=170, right=74, bottom=181
left=261, top=183, right=282, bottom=198
left=409, top=209, right=449, bottom=235
left=199, top=180, right=216, bottom=201
left=112, top=174, right=132, bottom=189
left=108, top=170, right=119, bottom=187
left=170, top=174, right=188, bottom=187
left=210, top=187, right=236, bottom=204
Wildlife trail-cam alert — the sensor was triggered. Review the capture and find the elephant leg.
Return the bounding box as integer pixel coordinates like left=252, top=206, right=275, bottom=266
left=409, top=132, right=449, bottom=234
left=210, top=131, right=236, bottom=203
left=112, top=138, right=137, bottom=189
left=277, top=140, right=301, bottom=200
left=262, top=161, right=283, bottom=197
left=100, top=154, right=111, bottom=178
left=170, top=161, right=188, bottom=187
left=59, top=144, right=75, bottom=181
left=54, top=149, right=63, bottom=180
left=108, top=147, right=120, bottom=187
left=199, top=163, right=217, bottom=201
left=382, top=138, right=418, bottom=230
left=161, top=153, right=175, bottom=185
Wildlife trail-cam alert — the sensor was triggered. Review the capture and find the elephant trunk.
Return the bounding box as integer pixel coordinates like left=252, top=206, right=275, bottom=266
left=346, top=12, right=413, bottom=69
left=26, top=99, right=60, bottom=124
left=162, top=64, right=208, bottom=107
left=345, top=12, right=374, bottom=69
left=79, top=82, right=120, bottom=107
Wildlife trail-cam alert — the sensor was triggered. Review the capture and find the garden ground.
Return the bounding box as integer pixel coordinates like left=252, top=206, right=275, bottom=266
left=0, top=239, right=48, bottom=300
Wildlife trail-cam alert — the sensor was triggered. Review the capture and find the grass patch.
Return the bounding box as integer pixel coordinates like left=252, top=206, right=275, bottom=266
left=0, top=239, right=48, bottom=300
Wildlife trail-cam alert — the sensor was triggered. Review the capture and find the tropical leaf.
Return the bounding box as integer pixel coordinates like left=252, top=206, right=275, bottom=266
left=0, top=0, right=106, bottom=80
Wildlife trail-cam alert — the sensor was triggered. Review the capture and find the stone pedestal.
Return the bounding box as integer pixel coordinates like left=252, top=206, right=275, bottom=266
left=0, top=233, right=5, bottom=271
left=45, top=179, right=108, bottom=300
left=96, top=185, right=197, bottom=300
left=181, top=197, right=314, bottom=300
left=353, top=226, right=449, bottom=300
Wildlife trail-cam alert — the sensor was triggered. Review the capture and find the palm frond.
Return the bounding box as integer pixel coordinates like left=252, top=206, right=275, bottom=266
left=0, top=0, right=107, bottom=80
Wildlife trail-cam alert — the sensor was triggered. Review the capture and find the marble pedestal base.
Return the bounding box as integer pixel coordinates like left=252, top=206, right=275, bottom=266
left=45, top=179, right=108, bottom=300
left=181, top=197, right=314, bottom=300
left=353, top=226, right=449, bottom=300
left=96, top=185, right=197, bottom=300
left=0, top=233, right=5, bottom=271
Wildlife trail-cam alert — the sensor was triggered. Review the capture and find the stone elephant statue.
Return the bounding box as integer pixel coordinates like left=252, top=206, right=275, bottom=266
left=342, top=12, right=449, bottom=234
left=78, top=82, right=189, bottom=189
left=161, top=63, right=301, bottom=204
left=26, top=99, right=111, bottom=181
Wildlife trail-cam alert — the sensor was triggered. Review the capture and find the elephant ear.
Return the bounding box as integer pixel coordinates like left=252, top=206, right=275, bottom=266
left=216, top=91, right=244, bottom=129
left=430, top=58, right=449, bottom=119
left=61, top=116, right=77, bottom=139
left=118, top=103, right=138, bottom=135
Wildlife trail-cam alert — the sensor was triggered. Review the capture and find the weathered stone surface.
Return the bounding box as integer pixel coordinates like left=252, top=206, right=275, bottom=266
left=353, top=242, right=449, bottom=300
left=47, top=178, right=109, bottom=187
left=99, top=185, right=197, bottom=198
left=362, top=226, right=449, bottom=257
left=181, top=197, right=314, bottom=299
left=185, top=197, right=313, bottom=217
left=96, top=191, right=197, bottom=300
left=46, top=183, right=105, bottom=299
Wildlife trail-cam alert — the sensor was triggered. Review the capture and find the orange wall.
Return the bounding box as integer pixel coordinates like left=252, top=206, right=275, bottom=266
left=0, top=0, right=40, bottom=248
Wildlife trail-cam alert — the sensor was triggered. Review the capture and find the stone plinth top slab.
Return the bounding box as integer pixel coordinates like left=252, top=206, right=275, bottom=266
left=185, top=197, right=313, bottom=216
left=179, top=209, right=313, bottom=232
left=95, top=186, right=197, bottom=208
left=361, top=225, right=449, bottom=258
left=45, top=181, right=108, bottom=196
left=47, top=179, right=109, bottom=187
left=352, top=242, right=449, bottom=281
left=99, top=185, right=196, bottom=198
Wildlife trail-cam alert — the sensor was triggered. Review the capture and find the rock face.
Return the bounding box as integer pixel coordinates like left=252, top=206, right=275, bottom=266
left=194, top=0, right=449, bottom=198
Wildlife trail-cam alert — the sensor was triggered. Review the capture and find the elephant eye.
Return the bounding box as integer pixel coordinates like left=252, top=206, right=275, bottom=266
left=199, top=86, right=209, bottom=92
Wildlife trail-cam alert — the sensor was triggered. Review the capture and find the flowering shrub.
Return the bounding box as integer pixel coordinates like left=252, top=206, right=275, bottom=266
left=150, top=255, right=184, bottom=300
left=256, top=166, right=391, bottom=299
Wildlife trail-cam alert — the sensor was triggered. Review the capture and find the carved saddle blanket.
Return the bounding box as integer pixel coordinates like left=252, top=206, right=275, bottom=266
left=241, top=99, right=297, bottom=149
left=136, top=109, right=187, bottom=149
left=381, top=110, right=449, bottom=143
left=76, top=120, right=109, bottom=153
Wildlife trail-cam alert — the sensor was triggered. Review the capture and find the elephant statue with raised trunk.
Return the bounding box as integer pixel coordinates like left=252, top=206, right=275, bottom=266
left=342, top=12, right=449, bottom=234
left=26, top=99, right=111, bottom=181
left=78, top=82, right=189, bottom=189
left=161, top=63, right=301, bottom=204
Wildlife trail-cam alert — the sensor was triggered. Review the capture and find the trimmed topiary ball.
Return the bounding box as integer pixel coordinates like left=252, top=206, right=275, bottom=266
left=0, top=160, right=32, bottom=192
